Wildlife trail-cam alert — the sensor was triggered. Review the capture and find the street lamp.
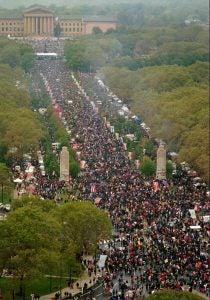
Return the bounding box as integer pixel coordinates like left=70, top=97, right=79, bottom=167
left=1, top=183, right=3, bottom=204
left=69, top=263, right=72, bottom=285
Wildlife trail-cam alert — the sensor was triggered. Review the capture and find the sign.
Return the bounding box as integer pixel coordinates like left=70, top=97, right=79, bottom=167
left=97, top=255, right=107, bottom=268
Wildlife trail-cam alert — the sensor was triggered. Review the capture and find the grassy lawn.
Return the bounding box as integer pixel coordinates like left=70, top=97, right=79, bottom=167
left=0, top=276, right=78, bottom=300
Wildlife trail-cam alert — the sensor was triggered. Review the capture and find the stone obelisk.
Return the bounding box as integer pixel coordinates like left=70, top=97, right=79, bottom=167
left=60, top=146, right=69, bottom=181
left=156, top=143, right=166, bottom=180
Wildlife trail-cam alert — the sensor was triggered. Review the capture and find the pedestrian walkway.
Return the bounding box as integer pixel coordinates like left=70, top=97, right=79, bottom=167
left=40, top=256, right=100, bottom=300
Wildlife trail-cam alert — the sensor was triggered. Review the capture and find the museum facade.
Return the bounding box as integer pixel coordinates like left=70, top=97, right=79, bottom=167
left=0, top=5, right=116, bottom=38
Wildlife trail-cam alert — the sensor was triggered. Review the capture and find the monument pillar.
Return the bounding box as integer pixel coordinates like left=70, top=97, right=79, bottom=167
left=24, top=17, right=27, bottom=35
left=60, top=146, right=69, bottom=181
left=39, top=17, right=42, bottom=34
left=32, top=17, right=35, bottom=34
left=45, top=17, right=48, bottom=34
left=30, top=17, right=32, bottom=34
left=36, top=17, right=38, bottom=34
left=156, top=143, right=166, bottom=180
left=50, top=17, right=53, bottom=35
left=43, top=17, right=46, bottom=34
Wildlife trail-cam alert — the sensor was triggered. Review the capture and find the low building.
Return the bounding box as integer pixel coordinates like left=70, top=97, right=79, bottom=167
left=0, top=5, right=116, bottom=38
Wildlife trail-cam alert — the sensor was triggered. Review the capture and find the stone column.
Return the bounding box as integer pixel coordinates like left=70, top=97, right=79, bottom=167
left=29, top=17, right=31, bottom=34
left=32, top=17, right=35, bottom=34
left=60, top=147, right=69, bottom=181
left=42, top=17, right=44, bottom=34
left=43, top=17, right=46, bottom=34
left=25, top=16, right=28, bottom=34
left=34, top=17, right=36, bottom=34
left=45, top=17, right=48, bottom=34
left=24, top=16, right=27, bottom=35
left=50, top=17, right=52, bottom=35
left=39, top=17, right=41, bottom=34
left=50, top=16, right=53, bottom=35
left=156, top=143, right=166, bottom=180
left=28, top=17, right=30, bottom=34
left=40, top=17, right=43, bottom=34
left=35, top=17, right=38, bottom=34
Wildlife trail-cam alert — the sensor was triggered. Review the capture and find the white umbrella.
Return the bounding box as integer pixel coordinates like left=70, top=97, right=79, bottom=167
left=13, top=178, right=23, bottom=183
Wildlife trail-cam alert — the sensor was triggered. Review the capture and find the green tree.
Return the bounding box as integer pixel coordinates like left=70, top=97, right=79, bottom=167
left=0, top=163, right=12, bottom=202
left=166, top=161, right=174, bottom=178
left=54, top=23, right=62, bottom=38
left=140, top=157, right=156, bottom=177
left=44, top=152, right=59, bottom=178
left=55, top=201, right=112, bottom=256
left=69, top=161, right=80, bottom=178
left=92, top=27, right=103, bottom=34
left=20, top=51, right=35, bottom=72
left=0, top=204, right=61, bottom=295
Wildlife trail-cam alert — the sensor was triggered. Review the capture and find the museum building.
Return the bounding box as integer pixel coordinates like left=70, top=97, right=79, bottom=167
left=0, top=5, right=116, bottom=37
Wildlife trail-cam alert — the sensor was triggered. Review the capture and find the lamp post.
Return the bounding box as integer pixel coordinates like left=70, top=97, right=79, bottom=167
left=69, top=263, right=72, bottom=284
left=1, top=183, right=3, bottom=204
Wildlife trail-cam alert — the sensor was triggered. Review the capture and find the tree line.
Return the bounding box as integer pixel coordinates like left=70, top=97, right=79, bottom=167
left=64, top=14, right=209, bottom=181
left=0, top=197, right=111, bottom=298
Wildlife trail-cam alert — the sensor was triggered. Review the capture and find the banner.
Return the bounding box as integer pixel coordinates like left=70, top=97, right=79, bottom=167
left=110, top=126, right=115, bottom=133
left=90, top=183, right=97, bottom=193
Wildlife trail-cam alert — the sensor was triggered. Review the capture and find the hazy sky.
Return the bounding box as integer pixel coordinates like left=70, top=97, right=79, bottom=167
left=0, top=0, right=143, bottom=9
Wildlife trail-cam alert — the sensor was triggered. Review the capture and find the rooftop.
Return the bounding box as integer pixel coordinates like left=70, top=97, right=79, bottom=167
left=83, top=15, right=116, bottom=22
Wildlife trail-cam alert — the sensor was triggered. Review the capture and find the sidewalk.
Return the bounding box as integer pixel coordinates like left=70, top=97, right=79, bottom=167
left=40, top=256, right=100, bottom=300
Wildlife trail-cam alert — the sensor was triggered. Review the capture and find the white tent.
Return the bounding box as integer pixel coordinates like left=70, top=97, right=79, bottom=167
left=190, top=225, right=201, bottom=230
left=13, top=178, right=23, bottom=183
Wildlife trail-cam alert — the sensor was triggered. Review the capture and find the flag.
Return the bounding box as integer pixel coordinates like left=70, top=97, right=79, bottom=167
left=162, top=179, right=169, bottom=188
left=90, top=183, right=97, bottom=193
left=110, top=126, right=115, bottom=133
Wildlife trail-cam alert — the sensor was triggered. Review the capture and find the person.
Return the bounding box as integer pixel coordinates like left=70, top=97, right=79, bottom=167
left=28, top=39, right=209, bottom=298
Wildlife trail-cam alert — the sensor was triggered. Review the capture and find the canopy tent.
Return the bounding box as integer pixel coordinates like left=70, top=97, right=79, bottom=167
left=13, top=178, right=23, bottom=183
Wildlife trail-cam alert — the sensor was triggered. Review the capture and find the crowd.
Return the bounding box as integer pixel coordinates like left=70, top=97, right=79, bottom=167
left=27, top=39, right=210, bottom=299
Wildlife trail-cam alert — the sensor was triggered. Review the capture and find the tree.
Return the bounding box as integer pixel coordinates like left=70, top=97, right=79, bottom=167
left=69, top=161, right=80, bottom=178
left=20, top=51, right=35, bottom=72
left=0, top=163, right=12, bottom=202
left=44, top=152, right=59, bottom=178
left=54, top=23, right=62, bottom=38
left=0, top=203, right=61, bottom=296
left=140, top=157, right=156, bottom=177
left=55, top=202, right=112, bottom=256
left=166, top=161, right=174, bottom=178
left=92, top=27, right=103, bottom=34
left=1, top=109, right=43, bottom=161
